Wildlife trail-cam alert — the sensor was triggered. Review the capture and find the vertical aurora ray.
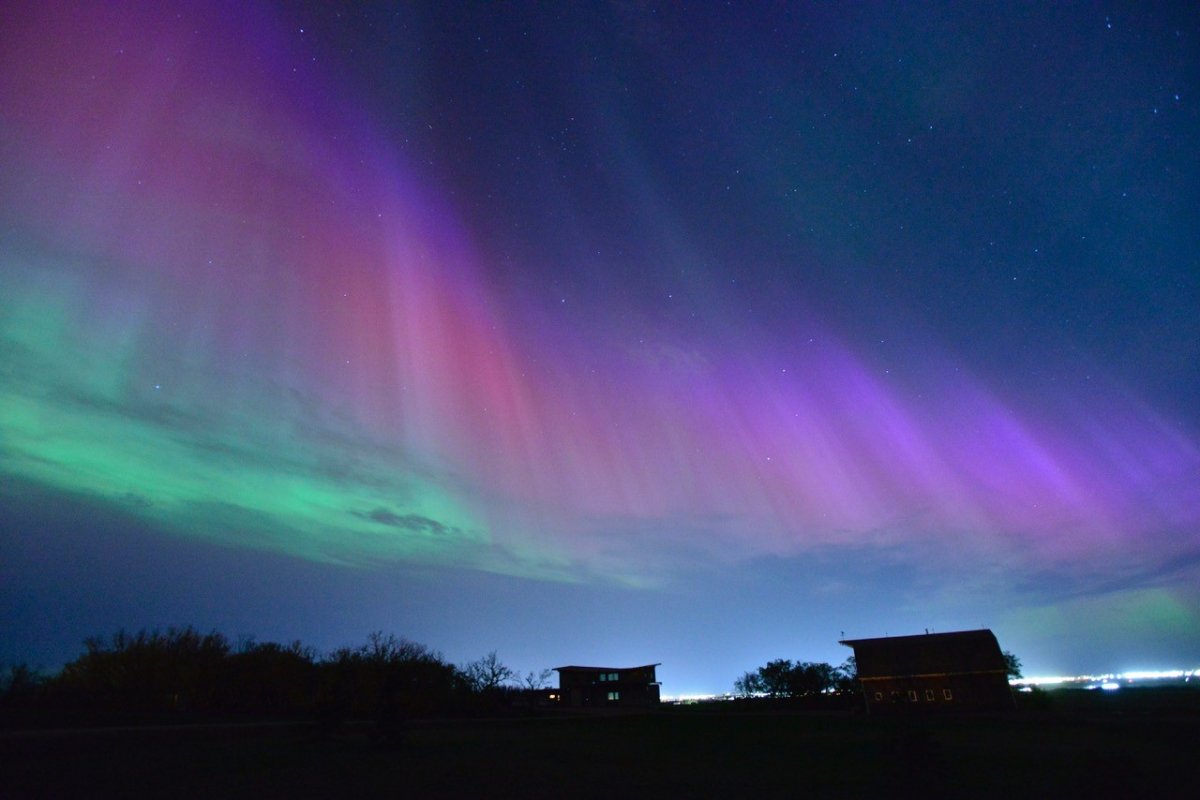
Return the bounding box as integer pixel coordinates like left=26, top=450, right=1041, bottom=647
left=1, top=0, right=1197, bottom=596
left=0, top=1, right=500, bottom=569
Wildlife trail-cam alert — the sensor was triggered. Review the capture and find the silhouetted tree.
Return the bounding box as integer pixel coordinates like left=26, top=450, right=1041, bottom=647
left=0, top=663, right=46, bottom=717
left=789, top=661, right=836, bottom=696
left=758, top=659, right=795, bottom=697
left=834, top=657, right=859, bottom=693
left=462, top=651, right=515, bottom=693
left=1, top=663, right=44, bottom=696
left=733, top=670, right=765, bottom=697
left=1003, top=650, right=1023, bottom=679
left=734, top=659, right=842, bottom=699
left=520, top=668, right=554, bottom=691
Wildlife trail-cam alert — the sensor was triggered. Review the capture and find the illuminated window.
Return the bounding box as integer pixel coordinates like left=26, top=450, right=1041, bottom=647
left=943, top=689, right=953, bottom=700
left=925, top=689, right=935, bottom=701
left=598, top=672, right=619, bottom=682
left=907, top=690, right=918, bottom=702
left=607, top=691, right=620, bottom=701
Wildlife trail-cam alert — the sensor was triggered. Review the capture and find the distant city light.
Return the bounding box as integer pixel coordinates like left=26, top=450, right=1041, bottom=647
left=1011, top=668, right=1200, bottom=688
left=664, top=668, right=1200, bottom=703
left=664, top=693, right=735, bottom=703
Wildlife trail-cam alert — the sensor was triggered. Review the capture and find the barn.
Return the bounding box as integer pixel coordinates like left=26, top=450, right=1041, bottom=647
left=839, top=629, right=1015, bottom=714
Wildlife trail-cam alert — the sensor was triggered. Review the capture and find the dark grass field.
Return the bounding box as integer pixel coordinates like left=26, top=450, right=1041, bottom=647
left=3, top=688, right=1198, bottom=798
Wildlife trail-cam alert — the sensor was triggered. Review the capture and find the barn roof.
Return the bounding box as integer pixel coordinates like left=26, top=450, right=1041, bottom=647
left=839, top=630, right=1006, bottom=679
left=553, top=664, right=660, bottom=672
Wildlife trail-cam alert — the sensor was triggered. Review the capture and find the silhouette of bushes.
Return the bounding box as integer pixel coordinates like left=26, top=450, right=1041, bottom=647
left=3, top=627, right=530, bottom=727
left=318, top=632, right=467, bottom=722
left=55, top=627, right=232, bottom=714
left=0, top=663, right=47, bottom=724
left=222, top=639, right=318, bottom=715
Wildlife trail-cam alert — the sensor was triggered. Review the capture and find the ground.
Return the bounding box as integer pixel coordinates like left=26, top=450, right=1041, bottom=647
left=2, top=689, right=1197, bottom=798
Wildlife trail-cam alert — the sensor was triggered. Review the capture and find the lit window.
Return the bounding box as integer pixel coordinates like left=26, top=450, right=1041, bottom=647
left=943, top=689, right=953, bottom=700
left=607, top=691, right=619, bottom=701
left=907, top=690, right=918, bottom=702
left=925, top=689, right=935, bottom=701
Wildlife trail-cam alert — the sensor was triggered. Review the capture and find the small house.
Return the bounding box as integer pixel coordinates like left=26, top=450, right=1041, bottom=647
left=839, top=629, right=1014, bottom=714
left=553, top=664, right=661, bottom=708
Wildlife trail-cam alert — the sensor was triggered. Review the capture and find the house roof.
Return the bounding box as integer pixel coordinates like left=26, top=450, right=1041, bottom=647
left=553, top=664, right=661, bottom=672
left=839, top=630, right=1006, bottom=679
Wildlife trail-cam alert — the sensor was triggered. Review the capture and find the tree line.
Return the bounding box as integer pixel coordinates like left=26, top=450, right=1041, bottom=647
left=733, top=658, right=859, bottom=699
left=0, top=627, right=547, bottom=727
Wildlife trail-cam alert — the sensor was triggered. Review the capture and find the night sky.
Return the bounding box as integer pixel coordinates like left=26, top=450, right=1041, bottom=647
left=2, top=2, right=1197, bottom=695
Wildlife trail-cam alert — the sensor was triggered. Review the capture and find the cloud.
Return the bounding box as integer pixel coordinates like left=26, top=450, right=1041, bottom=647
left=353, top=508, right=460, bottom=538
left=1010, top=536, right=1200, bottom=604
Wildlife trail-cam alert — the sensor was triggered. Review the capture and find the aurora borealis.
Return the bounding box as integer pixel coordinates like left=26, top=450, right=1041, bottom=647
left=2, top=2, right=1198, bottom=693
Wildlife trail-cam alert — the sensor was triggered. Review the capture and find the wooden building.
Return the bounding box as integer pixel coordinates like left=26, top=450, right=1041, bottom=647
left=553, top=664, right=661, bottom=708
left=839, top=629, right=1015, bottom=714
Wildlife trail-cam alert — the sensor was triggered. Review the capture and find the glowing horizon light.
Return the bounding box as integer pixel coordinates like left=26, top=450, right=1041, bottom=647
left=1013, top=668, right=1200, bottom=687
left=663, top=693, right=730, bottom=703
left=1118, top=670, right=1188, bottom=681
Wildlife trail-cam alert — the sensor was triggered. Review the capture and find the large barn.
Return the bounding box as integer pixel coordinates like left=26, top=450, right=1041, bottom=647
left=839, top=629, right=1015, bottom=714
left=553, top=664, right=661, bottom=708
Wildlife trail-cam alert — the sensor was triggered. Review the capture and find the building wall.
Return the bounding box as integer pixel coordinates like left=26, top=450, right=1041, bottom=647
left=860, top=672, right=1014, bottom=713
left=556, top=667, right=660, bottom=708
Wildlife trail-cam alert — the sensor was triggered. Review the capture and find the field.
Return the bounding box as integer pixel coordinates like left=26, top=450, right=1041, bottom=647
left=3, top=688, right=1198, bottom=798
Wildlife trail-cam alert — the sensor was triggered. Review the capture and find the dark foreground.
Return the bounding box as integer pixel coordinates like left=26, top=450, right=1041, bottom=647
left=3, top=691, right=1198, bottom=798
